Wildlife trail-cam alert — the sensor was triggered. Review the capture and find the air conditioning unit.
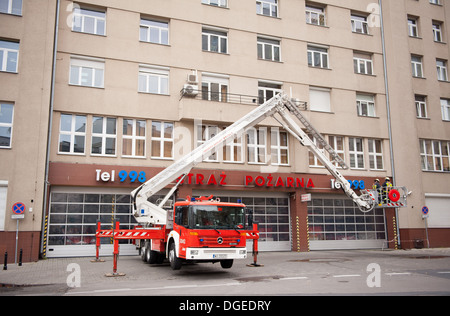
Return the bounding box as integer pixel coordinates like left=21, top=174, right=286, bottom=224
left=187, top=74, right=198, bottom=84
left=183, top=84, right=199, bottom=96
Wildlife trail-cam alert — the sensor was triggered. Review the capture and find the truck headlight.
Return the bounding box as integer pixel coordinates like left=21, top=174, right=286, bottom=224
left=190, top=250, right=199, bottom=256
left=239, top=250, right=246, bottom=255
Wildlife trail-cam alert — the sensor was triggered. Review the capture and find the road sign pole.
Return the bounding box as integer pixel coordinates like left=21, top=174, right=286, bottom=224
left=15, top=219, right=19, bottom=264
left=422, top=206, right=430, bottom=249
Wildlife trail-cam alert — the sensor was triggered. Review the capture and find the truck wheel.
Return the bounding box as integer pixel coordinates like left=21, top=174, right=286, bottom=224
left=145, top=248, right=158, bottom=264
left=220, top=259, right=233, bottom=269
left=169, top=243, right=182, bottom=270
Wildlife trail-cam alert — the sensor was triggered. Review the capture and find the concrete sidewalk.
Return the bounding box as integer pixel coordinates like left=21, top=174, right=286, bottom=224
left=1, top=247, right=450, bottom=295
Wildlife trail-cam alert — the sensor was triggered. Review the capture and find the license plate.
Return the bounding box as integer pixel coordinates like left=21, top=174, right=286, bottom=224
left=213, top=254, right=227, bottom=259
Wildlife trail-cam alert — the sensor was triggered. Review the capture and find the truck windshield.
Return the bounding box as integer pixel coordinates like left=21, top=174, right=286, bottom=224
left=191, top=205, right=245, bottom=229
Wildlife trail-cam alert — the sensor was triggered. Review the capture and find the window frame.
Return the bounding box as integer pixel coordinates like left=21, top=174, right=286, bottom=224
left=0, top=0, right=22, bottom=16
left=351, top=14, right=369, bottom=35
left=151, top=121, right=174, bottom=160
left=247, top=127, right=267, bottom=164
left=420, top=139, right=450, bottom=172
left=69, top=57, right=105, bottom=88
left=257, top=37, right=281, bottom=62
left=305, top=5, right=326, bottom=26
left=441, top=98, right=450, bottom=122
left=138, top=65, right=169, bottom=95
left=197, top=124, right=220, bottom=162
left=432, top=21, right=443, bottom=43
left=0, top=40, right=19, bottom=73
left=202, top=28, right=228, bottom=54
left=356, top=94, right=376, bottom=117
left=201, top=0, right=228, bottom=8
left=436, top=59, right=448, bottom=81
left=271, top=128, right=289, bottom=166
left=0, top=102, right=14, bottom=149
left=368, top=139, right=384, bottom=170
left=415, top=95, right=428, bottom=119
left=72, top=6, right=106, bottom=36
left=256, top=0, right=278, bottom=18
left=308, top=45, right=329, bottom=69
left=122, top=119, right=146, bottom=158
left=91, top=116, right=117, bottom=157
left=411, top=55, right=424, bottom=78
left=349, top=137, right=365, bottom=169
left=139, top=18, right=169, bottom=45
left=58, top=114, right=87, bottom=155
left=408, top=17, right=419, bottom=38
left=353, top=52, right=373, bottom=75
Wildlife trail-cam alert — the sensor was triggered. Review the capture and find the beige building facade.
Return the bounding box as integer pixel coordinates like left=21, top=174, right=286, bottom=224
left=1, top=0, right=449, bottom=262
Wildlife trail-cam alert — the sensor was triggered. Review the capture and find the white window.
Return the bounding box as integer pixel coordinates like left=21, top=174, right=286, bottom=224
left=202, top=28, right=228, bottom=54
left=305, top=5, right=326, bottom=26
left=138, top=65, right=169, bottom=95
left=308, top=134, right=324, bottom=167
left=123, top=119, right=146, bottom=158
left=356, top=94, right=376, bottom=117
left=257, top=37, right=281, bottom=62
left=309, top=87, right=331, bottom=112
left=58, top=114, right=86, bottom=155
left=201, top=73, right=229, bottom=102
left=437, top=59, right=448, bottom=81
left=247, top=127, right=267, bottom=164
left=271, top=128, right=289, bottom=165
left=0, top=0, right=21, bottom=15
left=256, top=0, right=278, bottom=18
left=441, top=98, right=450, bottom=121
left=140, top=19, right=169, bottom=45
left=308, top=45, right=329, bottom=69
left=411, top=55, right=423, bottom=78
left=429, top=0, right=441, bottom=4
left=202, top=0, right=227, bottom=8
left=329, top=135, right=345, bottom=168
left=415, top=95, right=428, bottom=118
left=151, top=121, right=174, bottom=159
left=349, top=137, right=364, bottom=169
left=0, top=181, right=7, bottom=231
left=91, top=116, right=117, bottom=156
left=433, top=22, right=443, bottom=42
left=223, top=127, right=243, bottom=163
left=368, top=139, right=384, bottom=170
left=70, top=57, right=104, bottom=88
left=351, top=14, right=369, bottom=34
left=408, top=17, right=419, bottom=37
left=0, top=102, right=14, bottom=148
left=0, top=40, right=19, bottom=73
left=354, top=52, right=373, bottom=75
left=258, top=82, right=282, bottom=104
left=197, top=124, right=220, bottom=162
left=72, top=7, right=106, bottom=36
left=420, top=139, right=450, bottom=172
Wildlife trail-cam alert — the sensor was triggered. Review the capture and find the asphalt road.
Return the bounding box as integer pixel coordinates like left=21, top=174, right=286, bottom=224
left=1, top=248, right=450, bottom=298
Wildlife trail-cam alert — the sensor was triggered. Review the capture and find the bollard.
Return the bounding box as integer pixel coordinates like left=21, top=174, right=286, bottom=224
left=3, top=252, right=7, bottom=270
left=18, top=249, right=22, bottom=266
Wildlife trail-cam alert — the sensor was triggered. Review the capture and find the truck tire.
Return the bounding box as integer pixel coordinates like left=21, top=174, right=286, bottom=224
left=145, top=248, right=158, bottom=264
left=169, top=242, right=182, bottom=270
left=220, top=259, right=233, bottom=269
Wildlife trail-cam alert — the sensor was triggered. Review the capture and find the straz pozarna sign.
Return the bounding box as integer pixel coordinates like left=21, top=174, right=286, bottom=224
left=95, top=168, right=315, bottom=189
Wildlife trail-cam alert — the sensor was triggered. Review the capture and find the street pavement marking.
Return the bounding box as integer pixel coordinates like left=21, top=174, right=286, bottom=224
left=438, top=271, right=450, bottom=274
left=332, top=274, right=361, bottom=278
left=385, top=272, right=411, bottom=276
left=279, top=276, right=308, bottom=280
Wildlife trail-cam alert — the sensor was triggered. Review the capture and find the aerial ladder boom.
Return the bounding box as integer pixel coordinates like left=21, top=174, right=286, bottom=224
left=132, top=92, right=378, bottom=226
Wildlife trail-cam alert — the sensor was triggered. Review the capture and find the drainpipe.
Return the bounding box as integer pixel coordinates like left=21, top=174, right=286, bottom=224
left=41, top=0, right=60, bottom=257
left=378, top=0, right=401, bottom=248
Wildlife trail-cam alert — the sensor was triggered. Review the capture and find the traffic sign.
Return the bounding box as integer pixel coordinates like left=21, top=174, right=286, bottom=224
left=422, top=206, right=429, bottom=215
left=12, top=202, right=26, bottom=215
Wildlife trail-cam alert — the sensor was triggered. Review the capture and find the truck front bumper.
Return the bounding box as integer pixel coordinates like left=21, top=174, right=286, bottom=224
left=186, top=247, right=247, bottom=260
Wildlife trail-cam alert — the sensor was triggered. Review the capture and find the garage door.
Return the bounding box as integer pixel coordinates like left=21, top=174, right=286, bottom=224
left=308, top=195, right=386, bottom=250
left=425, top=194, right=450, bottom=228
